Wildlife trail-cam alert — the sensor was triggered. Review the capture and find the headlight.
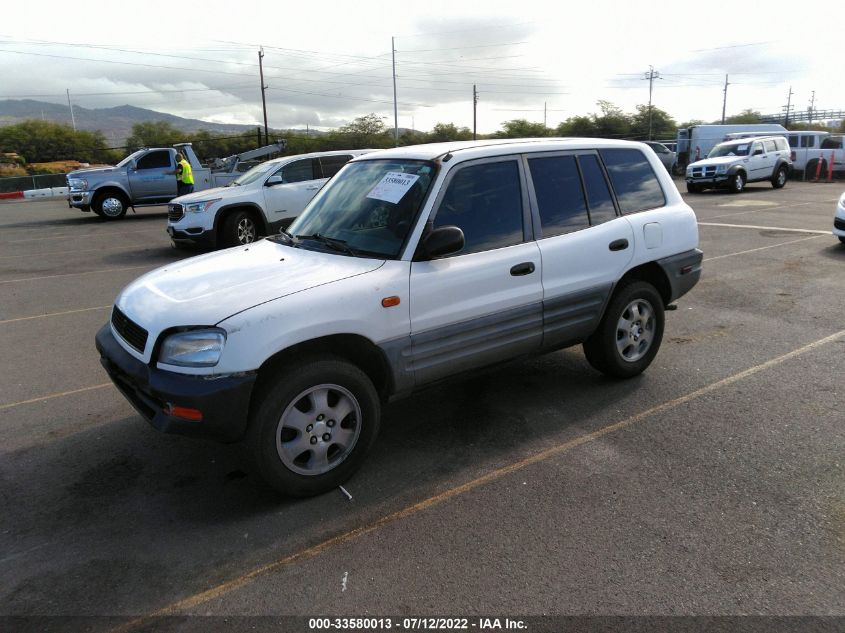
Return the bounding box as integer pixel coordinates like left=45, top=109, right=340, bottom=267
left=686, top=168, right=693, bottom=177
left=159, top=329, right=226, bottom=367
left=715, top=165, right=728, bottom=174
left=184, top=198, right=221, bottom=213
left=67, top=178, right=88, bottom=191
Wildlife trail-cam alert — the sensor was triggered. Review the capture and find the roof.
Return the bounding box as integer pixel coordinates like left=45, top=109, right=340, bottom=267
left=352, top=137, right=650, bottom=163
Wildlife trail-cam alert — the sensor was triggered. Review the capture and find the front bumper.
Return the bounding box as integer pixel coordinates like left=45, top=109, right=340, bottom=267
left=834, top=212, right=845, bottom=238
left=686, top=175, right=730, bottom=188
left=68, top=191, right=93, bottom=209
left=167, top=225, right=217, bottom=248
left=657, top=248, right=703, bottom=303
left=95, top=324, right=256, bottom=442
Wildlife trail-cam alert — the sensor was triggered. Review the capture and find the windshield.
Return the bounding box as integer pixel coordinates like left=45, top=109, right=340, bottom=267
left=231, top=160, right=277, bottom=186
left=116, top=150, right=145, bottom=168
left=708, top=142, right=750, bottom=158
left=287, top=159, right=437, bottom=259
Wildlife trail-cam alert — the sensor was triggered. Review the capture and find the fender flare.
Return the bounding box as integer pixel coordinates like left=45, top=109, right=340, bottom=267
left=213, top=202, right=269, bottom=236
left=773, top=158, right=792, bottom=175
left=91, top=182, right=131, bottom=200
left=726, top=165, right=747, bottom=178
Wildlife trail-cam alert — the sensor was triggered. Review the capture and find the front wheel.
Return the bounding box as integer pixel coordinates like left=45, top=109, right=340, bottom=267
left=222, top=209, right=261, bottom=247
left=248, top=357, right=381, bottom=497
left=686, top=182, right=701, bottom=193
left=93, top=191, right=128, bottom=219
left=583, top=281, right=665, bottom=379
left=771, top=166, right=788, bottom=189
left=729, top=172, right=745, bottom=193
left=838, top=236, right=845, bottom=244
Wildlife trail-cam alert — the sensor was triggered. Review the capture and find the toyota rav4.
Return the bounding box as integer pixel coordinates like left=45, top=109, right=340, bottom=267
left=97, top=138, right=702, bottom=497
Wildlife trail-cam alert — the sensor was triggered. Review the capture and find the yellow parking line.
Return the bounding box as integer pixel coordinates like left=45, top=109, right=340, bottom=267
left=111, top=328, right=845, bottom=628
left=0, top=306, right=110, bottom=325
left=0, top=266, right=151, bottom=285
left=0, top=383, right=112, bottom=412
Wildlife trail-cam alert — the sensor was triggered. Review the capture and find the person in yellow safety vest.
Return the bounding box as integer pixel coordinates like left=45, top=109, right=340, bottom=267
left=173, top=152, right=194, bottom=196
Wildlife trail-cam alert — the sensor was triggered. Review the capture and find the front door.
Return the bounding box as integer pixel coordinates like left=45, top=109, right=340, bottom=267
left=263, top=158, right=324, bottom=223
left=409, top=157, right=543, bottom=386
left=128, top=150, right=176, bottom=202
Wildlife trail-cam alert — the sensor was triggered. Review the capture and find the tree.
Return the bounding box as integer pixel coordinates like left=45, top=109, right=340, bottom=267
left=331, top=113, right=393, bottom=148
left=557, top=115, right=596, bottom=137
left=591, top=101, right=631, bottom=138
left=723, top=109, right=762, bottom=124
left=630, top=104, right=677, bottom=140
left=427, top=122, right=472, bottom=142
left=0, top=120, right=112, bottom=164
left=125, top=121, right=185, bottom=150
left=494, top=118, right=551, bottom=138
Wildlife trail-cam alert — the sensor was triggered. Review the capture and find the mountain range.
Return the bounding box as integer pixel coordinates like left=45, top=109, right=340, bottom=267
left=0, top=99, right=273, bottom=145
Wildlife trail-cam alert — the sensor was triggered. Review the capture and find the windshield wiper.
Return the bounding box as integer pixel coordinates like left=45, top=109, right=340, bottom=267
left=267, top=228, right=297, bottom=245
left=296, top=232, right=357, bottom=256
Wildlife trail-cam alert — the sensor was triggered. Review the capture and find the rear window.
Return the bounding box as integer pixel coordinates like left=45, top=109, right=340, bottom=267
left=821, top=137, right=843, bottom=150
left=599, top=149, right=665, bottom=214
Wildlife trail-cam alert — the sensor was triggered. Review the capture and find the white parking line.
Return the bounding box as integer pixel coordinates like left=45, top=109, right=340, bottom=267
left=703, top=235, right=826, bottom=262
left=0, top=306, right=110, bottom=325
left=698, top=222, right=831, bottom=235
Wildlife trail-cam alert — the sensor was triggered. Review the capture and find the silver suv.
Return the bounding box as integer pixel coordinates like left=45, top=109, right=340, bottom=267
left=685, top=136, right=792, bottom=193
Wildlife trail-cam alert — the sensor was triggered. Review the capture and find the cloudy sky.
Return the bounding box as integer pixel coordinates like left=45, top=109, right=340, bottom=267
left=2, top=0, right=843, bottom=135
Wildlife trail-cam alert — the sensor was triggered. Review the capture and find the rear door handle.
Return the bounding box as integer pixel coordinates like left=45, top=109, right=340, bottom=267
left=510, top=262, right=535, bottom=276
left=609, top=239, right=629, bottom=251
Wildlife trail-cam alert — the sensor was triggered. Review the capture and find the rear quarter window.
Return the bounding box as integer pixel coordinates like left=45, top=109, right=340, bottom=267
left=599, top=148, right=665, bottom=214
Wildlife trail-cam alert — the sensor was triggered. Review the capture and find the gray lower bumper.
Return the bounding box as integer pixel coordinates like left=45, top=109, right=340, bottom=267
left=657, top=248, right=703, bottom=303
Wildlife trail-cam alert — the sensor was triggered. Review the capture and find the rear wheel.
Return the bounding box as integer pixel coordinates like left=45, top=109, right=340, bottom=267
left=222, top=209, right=261, bottom=247
left=771, top=166, right=788, bottom=189
left=248, top=356, right=381, bottom=497
left=729, top=172, right=745, bottom=193
left=686, top=182, right=701, bottom=193
left=583, top=280, right=665, bottom=379
left=93, top=191, right=128, bottom=219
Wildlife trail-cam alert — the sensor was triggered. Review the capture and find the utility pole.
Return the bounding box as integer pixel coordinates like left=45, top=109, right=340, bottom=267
left=258, top=47, right=269, bottom=144
left=642, top=66, right=661, bottom=140
left=808, top=91, right=816, bottom=124
left=473, top=84, right=478, bottom=140
left=721, top=74, right=729, bottom=124
left=66, top=89, right=76, bottom=132
left=544, top=101, right=547, bottom=128
left=783, top=86, right=794, bottom=126
left=391, top=37, right=398, bottom=147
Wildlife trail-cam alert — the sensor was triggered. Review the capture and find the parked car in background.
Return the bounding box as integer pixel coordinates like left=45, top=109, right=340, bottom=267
left=685, top=136, right=792, bottom=193
left=97, top=138, right=702, bottom=497
left=834, top=191, right=845, bottom=244
left=644, top=141, right=677, bottom=174
left=167, top=149, right=374, bottom=249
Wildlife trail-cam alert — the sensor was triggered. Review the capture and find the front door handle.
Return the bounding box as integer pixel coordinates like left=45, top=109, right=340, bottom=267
left=609, top=239, right=629, bottom=251
left=510, top=262, right=536, bottom=276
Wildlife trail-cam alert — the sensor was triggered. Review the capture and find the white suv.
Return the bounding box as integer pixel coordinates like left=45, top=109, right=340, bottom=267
left=686, top=136, right=792, bottom=193
left=97, top=138, right=702, bottom=497
left=167, top=149, right=373, bottom=248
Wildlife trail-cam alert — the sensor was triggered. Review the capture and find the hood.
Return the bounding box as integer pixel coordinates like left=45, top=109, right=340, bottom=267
left=67, top=167, right=116, bottom=179
left=116, top=239, right=384, bottom=330
left=689, top=155, right=748, bottom=168
left=172, top=185, right=233, bottom=204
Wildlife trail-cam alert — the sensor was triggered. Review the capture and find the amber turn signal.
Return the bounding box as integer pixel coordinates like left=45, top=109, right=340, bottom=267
left=381, top=296, right=401, bottom=308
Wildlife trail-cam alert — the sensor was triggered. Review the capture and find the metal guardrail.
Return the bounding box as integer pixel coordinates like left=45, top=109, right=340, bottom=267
left=0, top=174, right=68, bottom=193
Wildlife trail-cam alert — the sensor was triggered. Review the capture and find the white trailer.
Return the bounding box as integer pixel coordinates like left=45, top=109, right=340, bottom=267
left=675, top=124, right=787, bottom=172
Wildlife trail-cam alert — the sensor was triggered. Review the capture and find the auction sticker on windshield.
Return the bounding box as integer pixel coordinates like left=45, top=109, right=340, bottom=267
left=366, top=172, right=420, bottom=204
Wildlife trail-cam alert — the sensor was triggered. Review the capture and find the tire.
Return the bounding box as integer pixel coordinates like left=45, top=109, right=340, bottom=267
left=805, top=160, right=827, bottom=180
left=222, top=209, right=261, bottom=247
left=728, top=172, right=745, bottom=194
left=248, top=356, right=381, bottom=497
left=686, top=182, right=701, bottom=193
left=839, top=236, right=845, bottom=244
left=771, top=166, right=788, bottom=189
left=92, top=191, right=129, bottom=219
left=583, top=280, right=665, bottom=379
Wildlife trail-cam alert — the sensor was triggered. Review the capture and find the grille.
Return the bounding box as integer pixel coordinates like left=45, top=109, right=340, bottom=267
left=168, top=203, right=184, bottom=222
left=691, top=166, right=717, bottom=178
left=835, top=217, right=845, bottom=231
left=111, top=306, right=149, bottom=353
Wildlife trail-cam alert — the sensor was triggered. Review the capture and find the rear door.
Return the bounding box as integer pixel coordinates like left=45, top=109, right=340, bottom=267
left=526, top=151, right=634, bottom=348
left=408, top=156, right=543, bottom=386
left=128, top=150, right=176, bottom=201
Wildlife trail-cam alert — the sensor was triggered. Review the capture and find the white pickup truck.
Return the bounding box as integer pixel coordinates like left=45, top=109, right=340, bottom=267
left=783, top=131, right=845, bottom=179
left=167, top=149, right=373, bottom=249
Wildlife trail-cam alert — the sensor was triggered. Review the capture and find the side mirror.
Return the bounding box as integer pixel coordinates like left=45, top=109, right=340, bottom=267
left=265, top=174, right=284, bottom=186
left=421, top=225, right=465, bottom=259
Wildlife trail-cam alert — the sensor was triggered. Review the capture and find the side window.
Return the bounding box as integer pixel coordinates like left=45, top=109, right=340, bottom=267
left=433, top=160, right=524, bottom=255
left=599, top=149, right=665, bottom=214
left=786, top=135, right=798, bottom=148
left=319, top=155, right=352, bottom=178
left=751, top=142, right=763, bottom=155
left=578, top=155, right=617, bottom=224
left=764, top=140, right=776, bottom=153
left=775, top=138, right=788, bottom=151
left=821, top=137, right=843, bottom=149
left=280, top=159, right=316, bottom=183
left=136, top=151, right=171, bottom=170
left=528, top=156, right=588, bottom=238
